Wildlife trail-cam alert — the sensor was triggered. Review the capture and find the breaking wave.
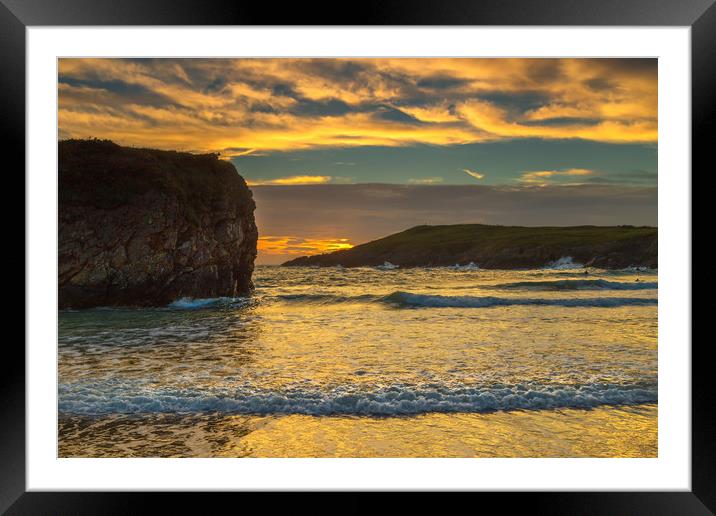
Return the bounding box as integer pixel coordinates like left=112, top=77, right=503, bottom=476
left=267, top=291, right=657, bottom=308
left=621, top=266, right=656, bottom=272
left=58, top=381, right=657, bottom=416
left=491, top=279, right=658, bottom=291
left=543, top=256, right=584, bottom=270
left=375, top=261, right=400, bottom=270
left=379, top=291, right=657, bottom=308
left=167, top=297, right=252, bottom=310
left=272, top=293, right=377, bottom=305
left=445, top=262, right=480, bottom=271
left=170, top=290, right=657, bottom=310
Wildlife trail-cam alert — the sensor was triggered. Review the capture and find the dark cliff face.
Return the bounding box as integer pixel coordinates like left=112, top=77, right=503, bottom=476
left=283, top=224, right=657, bottom=269
left=59, top=139, right=258, bottom=309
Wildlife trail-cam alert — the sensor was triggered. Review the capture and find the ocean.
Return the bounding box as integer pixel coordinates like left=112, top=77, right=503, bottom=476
left=58, top=264, right=658, bottom=457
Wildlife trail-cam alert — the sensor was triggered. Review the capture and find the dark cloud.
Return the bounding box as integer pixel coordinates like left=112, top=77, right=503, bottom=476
left=249, top=102, right=278, bottom=114
left=373, top=105, right=423, bottom=125
left=584, top=77, right=613, bottom=92
left=417, top=75, right=471, bottom=90
left=271, top=83, right=299, bottom=98
left=59, top=77, right=178, bottom=107
left=525, top=60, right=565, bottom=83
left=292, top=98, right=354, bottom=117
left=298, top=59, right=370, bottom=82
left=479, top=91, right=550, bottom=116
left=588, top=58, right=657, bottom=80
left=204, top=77, right=227, bottom=93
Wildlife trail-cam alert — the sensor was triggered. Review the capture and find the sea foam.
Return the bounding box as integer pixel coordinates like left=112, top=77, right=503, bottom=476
left=379, top=291, right=657, bottom=308
left=167, top=297, right=250, bottom=310
left=58, top=381, right=657, bottom=416
left=544, top=256, right=584, bottom=270
left=446, top=262, right=480, bottom=271
left=491, top=279, right=658, bottom=291
left=268, top=291, right=656, bottom=309
left=375, top=261, right=399, bottom=270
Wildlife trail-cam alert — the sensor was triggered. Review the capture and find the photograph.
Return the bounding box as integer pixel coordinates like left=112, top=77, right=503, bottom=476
left=56, top=57, right=658, bottom=458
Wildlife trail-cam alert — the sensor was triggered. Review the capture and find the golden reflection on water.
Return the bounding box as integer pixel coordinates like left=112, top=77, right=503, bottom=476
left=59, top=267, right=658, bottom=457
left=59, top=404, right=656, bottom=458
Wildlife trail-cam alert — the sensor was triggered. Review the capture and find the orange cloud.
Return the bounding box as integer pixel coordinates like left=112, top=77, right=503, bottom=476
left=257, top=236, right=354, bottom=256
left=246, top=175, right=333, bottom=186
left=462, top=169, right=485, bottom=180
left=400, top=104, right=461, bottom=123
left=58, top=58, right=657, bottom=153
left=520, top=168, right=594, bottom=184
left=456, top=100, right=656, bottom=144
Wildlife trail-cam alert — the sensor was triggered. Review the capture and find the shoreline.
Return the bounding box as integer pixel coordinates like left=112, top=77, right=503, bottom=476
left=59, top=403, right=658, bottom=458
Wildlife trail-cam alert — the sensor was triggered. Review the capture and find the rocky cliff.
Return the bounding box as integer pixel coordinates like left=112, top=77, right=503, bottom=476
left=283, top=224, right=657, bottom=269
left=59, top=139, right=258, bottom=309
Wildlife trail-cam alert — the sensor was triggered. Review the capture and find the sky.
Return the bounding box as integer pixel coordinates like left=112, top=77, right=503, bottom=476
left=58, top=58, right=658, bottom=264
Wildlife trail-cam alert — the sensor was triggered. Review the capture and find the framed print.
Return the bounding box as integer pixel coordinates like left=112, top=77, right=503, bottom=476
left=6, top=0, right=712, bottom=513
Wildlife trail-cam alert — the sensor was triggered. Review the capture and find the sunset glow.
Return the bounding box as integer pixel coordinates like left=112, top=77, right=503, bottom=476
left=247, top=175, right=333, bottom=186
left=58, top=57, right=657, bottom=264
left=257, top=236, right=354, bottom=261
left=520, top=168, right=594, bottom=184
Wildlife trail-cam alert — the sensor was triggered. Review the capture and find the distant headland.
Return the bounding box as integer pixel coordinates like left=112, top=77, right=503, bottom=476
left=282, top=224, right=657, bottom=270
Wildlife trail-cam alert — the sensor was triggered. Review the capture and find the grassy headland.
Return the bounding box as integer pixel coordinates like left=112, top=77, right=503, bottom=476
left=282, top=224, right=657, bottom=269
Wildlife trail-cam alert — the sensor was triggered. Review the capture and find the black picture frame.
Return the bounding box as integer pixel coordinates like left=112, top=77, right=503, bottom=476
left=4, top=0, right=711, bottom=513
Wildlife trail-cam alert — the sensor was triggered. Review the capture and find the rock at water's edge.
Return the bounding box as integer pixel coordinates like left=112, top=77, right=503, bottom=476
left=59, top=139, right=258, bottom=309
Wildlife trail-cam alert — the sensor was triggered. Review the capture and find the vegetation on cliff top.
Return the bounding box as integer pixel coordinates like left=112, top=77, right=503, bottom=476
left=59, top=139, right=250, bottom=224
